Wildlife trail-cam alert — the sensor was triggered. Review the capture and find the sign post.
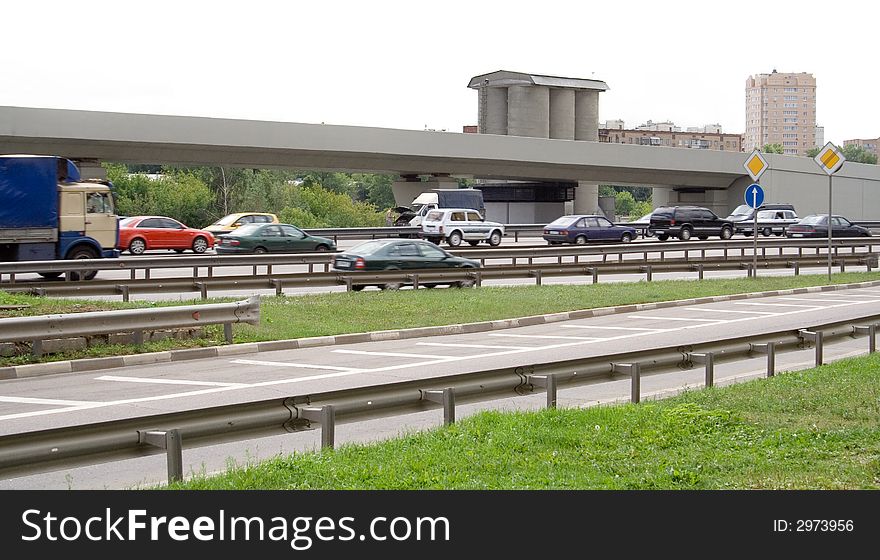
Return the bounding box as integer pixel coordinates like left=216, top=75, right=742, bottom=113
left=814, top=142, right=846, bottom=282
left=743, top=150, right=769, bottom=277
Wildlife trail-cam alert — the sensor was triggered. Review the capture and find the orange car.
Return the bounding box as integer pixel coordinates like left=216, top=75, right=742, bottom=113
left=117, top=216, right=215, bottom=255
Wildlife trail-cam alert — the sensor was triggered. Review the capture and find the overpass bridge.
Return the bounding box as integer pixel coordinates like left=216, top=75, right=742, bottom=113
left=2, top=105, right=879, bottom=220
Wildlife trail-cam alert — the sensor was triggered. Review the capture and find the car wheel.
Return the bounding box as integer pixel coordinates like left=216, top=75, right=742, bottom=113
left=657, top=234, right=669, bottom=241
left=743, top=231, right=752, bottom=237
left=65, top=246, right=99, bottom=280
left=644, top=230, right=654, bottom=238
left=315, top=244, right=330, bottom=252
left=382, top=266, right=403, bottom=290
left=698, top=236, right=709, bottom=241
left=620, top=233, right=633, bottom=243
left=575, top=235, right=587, bottom=245
left=762, top=227, right=772, bottom=237
left=192, top=236, right=209, bottom=253
left=488, top=230, right=503, bottom=246
left=456, top=266, right=477, bottom=288
left=447, top=231, right=462, bottom=247
left=129, top=238, right=146, bottom=255
left=253, top=247, right=268, bottom=254
left=720, top=226, right=734, bottom=240
left=679, top=227, right=692, bottom=241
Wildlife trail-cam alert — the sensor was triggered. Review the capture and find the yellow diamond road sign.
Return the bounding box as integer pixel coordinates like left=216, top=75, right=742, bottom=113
left=814, top=142, right=845, bottom=175
left=744, top=149, right=769, bottom=181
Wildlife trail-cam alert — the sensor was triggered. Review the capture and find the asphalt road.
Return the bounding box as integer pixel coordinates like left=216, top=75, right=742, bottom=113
left=1, top=283, right=879, bottom=489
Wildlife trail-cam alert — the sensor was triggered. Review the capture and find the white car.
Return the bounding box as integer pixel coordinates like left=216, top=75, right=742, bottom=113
left=739, top=209, right=800, bottom=236
left=421, top=208, right=505, bottom=247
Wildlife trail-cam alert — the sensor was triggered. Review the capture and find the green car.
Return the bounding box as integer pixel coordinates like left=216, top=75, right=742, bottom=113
left=215, top=223, right=336, bottom=254
left=332, top=238, right=481, bottom=290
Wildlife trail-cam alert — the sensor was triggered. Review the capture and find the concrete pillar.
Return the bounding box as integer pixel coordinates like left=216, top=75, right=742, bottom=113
left=482, top=87, right=508, bottom=135
left=391, top=174, right=424, bottom=207
left=652, top=187, right=673, bottom=209
left=574, top=181, right=599, bottom=215
left=507, top=85, right=549, bottom=138
left=574, top=90, right=599, bottom=141
left=549, top=89, right=575, bottom=140
left=73, top=159, right=107, bottom=180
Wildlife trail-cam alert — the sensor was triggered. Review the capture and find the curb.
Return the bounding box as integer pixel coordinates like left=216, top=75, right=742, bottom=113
left=3, top=279, right=880, bottom=380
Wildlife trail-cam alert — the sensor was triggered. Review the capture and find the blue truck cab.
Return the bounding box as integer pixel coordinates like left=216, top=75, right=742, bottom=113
left=0, top=155, right=119, bottom=278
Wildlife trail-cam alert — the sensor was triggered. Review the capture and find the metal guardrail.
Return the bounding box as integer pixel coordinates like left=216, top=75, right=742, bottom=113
left=0, top=311, right=877, bottom=482
left=0, top=296, right=261, bottom=356
left=1, top=249, right=876, bottom=300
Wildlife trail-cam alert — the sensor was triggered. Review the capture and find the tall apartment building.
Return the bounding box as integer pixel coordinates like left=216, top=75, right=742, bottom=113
left=744, top=70, right=816, bottom=156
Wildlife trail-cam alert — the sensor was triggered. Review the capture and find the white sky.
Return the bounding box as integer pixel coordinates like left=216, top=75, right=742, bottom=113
left=2, top=1, right=876, bottom=145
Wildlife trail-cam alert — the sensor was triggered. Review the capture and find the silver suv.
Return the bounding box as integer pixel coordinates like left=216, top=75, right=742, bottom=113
left=421, top=208, right=505, bottom=247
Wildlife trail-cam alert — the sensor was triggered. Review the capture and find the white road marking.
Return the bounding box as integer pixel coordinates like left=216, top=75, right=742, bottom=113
left=732, top=302, right=819, bottom=308
left=0, top=396, right=100, bottom=406
left=779, top=297, right=867, bottom=304
left=678, top=308, right=777, bottom=315
left=231, top=359, right=360, bottom=371
left=332, top=349, right=452, bottom=359
left=3, top=290, right=880, bottom=422
left=416, top=342, right=523, bottom=350
left=96, top=375, right=248, bottom=388
left=561, top=325, right=660, bottom=331
left=629, top=315, right=721, bottom=322
left=488, top=333, right=602, bottom=340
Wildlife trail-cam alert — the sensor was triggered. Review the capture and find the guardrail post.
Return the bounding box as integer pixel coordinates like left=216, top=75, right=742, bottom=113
left=695, top=264, right=704, bottom=280
left=138, top=429, right=183, bottom=484
left=798, top=330, right=824, bottom=367
left=527, top=374, right=558, bottom=409
left=344, top=277, right=354, bottom=292
left=116, top=284, right=130, bottom=302
left=223, top=323, right=234, bottom=344
left=640, top=265, right=652, bottom=282
left=422, top=388, right=456, bottom=425
left=612, top=362, right=641, bottom=403
left=853, top=323, right=877, bottom=354
left=531, top=269, right=542, bottom=286
left=193, top=282, right=208, bottom=300
left=300, top=405, right=336, bottom=449
left=791, top=261, right=800, bottom=276
left=411, top=274, right=420, bottom=289
left=688, top=352, right=715, bottom=387
left=750, top=342, right=776, bottom=377
left=31, top=339, right=43, bottom=358
left=132, top=330, right=144, bottom=345
left=271, top=279, right=283, bottom=296
left=853, top=324, right=878, bottom=353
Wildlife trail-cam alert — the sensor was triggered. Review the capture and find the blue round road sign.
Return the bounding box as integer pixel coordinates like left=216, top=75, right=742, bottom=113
left=745, top=183, right=765, bottom=208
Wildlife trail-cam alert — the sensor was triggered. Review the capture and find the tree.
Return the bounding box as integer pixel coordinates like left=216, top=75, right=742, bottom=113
left=840, top=144, right=877, bottom=165
left=761, top=144, right=784, bottom=154
left=615, top=190, right=636, bottom=218
left=806, top=147, right=821, bottom=158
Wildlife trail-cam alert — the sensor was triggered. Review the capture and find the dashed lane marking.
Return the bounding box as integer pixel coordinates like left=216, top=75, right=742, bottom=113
left=560, top=325, right=660, bottom=331
left=96, top=375, right=248, bottom=388
left=231, top=359, right=360, bottom=371
left=416, top=342, right=524, bottom=350
left=0, top=396, right=100, bottom=406
left=332, top=349, right=452, bottom=359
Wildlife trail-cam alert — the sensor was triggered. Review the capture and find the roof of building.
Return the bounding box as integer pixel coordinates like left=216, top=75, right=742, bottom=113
left=468, top=70, right=608, bottom=92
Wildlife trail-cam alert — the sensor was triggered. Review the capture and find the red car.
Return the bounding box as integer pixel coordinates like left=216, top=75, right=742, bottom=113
left=118, top=216, right=215, bottom=255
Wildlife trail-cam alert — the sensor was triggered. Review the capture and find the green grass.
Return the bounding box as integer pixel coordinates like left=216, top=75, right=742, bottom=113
left=167, top=353, right=880, bottom=490
left=1, top=272, right=878, bottom=367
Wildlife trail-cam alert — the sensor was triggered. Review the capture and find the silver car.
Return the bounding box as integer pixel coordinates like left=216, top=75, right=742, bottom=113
left=421, top=208, right=505, bottom=247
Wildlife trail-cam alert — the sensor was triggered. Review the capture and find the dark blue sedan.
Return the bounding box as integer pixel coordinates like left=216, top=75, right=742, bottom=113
left=542, top=215, right=637, bottom=245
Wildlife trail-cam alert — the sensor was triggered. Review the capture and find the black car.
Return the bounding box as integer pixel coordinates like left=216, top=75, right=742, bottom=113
left=648, top=206, right=734, bottom=241
left=785, top=215, right=871, bottom=238
left=332, top=239, right=481, bottom=290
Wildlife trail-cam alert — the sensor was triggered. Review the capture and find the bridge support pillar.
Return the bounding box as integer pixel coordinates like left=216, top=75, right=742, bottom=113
left=574, top=181, right=599, bottom=215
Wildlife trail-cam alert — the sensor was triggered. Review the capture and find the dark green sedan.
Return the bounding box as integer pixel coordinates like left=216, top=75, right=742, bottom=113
left=332, top=239, right=481, bottom=290
left=215, top=223, right=336, bottom=254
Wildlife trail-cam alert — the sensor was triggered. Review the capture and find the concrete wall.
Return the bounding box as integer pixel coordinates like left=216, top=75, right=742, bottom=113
left=485, top=201, right=564, bottom=224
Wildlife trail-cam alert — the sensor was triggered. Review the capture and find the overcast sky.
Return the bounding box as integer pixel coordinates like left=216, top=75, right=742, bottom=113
left=2, top=1, right=876, bottom=145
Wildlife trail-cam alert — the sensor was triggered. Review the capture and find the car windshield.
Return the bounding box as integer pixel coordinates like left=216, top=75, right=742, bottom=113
left=729, top=205, right=753, bottom=217
left=227, top=224, right=263, bottom=236
left=635, top=213, right=652, bottom=222
left=546, top=216, right=578, bottom=227
left=800, top=215, right=827, bottom=225
left=425, top=210, right=444, bottom=221
left=347, top=240, right=391, bottom=256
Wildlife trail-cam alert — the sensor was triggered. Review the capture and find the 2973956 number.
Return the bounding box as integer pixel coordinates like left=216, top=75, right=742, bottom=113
left=774, top=519, right=854, bottom=532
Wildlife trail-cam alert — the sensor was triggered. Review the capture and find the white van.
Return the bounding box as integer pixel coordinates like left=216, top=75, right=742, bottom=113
left=421, top=208, right=505, bottom=247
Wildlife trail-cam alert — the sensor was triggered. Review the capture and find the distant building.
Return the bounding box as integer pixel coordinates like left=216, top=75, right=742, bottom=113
left=599, top=124, right=743, bottom=151
left=462, top=125, right=478, bottom=133
left=745, top=70, right=817, bottom=156
left=843, top=138, right=880, bottom=160
left=815, top=126, right=824, bottom=148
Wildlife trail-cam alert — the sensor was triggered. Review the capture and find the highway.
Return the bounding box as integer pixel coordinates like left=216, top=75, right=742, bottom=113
left=1, top=282, right=879, bottom=489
